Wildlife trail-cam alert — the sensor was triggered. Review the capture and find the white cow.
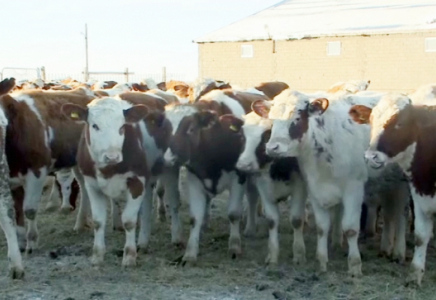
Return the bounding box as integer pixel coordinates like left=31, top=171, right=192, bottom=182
left=253, top=90, right=381, bottom=277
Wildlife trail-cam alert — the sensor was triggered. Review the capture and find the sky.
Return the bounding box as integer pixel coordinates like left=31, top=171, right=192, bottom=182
left=0, top=0, right=280, bottom=81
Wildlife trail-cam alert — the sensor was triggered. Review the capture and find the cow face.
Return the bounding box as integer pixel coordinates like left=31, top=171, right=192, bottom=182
left=163, top=104, right=198, bottom=165
left=232, top=112, right=272, bottom=173
left=348, top=94, right=416, bottom=169
left=253, top=90, right=329, bottom=158
left=62, top=97, right=148, bottom=168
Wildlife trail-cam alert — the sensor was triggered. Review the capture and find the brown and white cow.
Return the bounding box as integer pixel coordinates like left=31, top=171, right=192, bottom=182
left=225, top=110, right=308, bottom=265
left=61, top=97, right=151, bottom=266
left=348, top=93, right=436, bottom=286
left=44, top=169, right=80, bottom=213
left=0, top=88, right=94, bottom=252
left=0, top=78, right=24, bottom=279
left=163, top=89, right=267, bottom=263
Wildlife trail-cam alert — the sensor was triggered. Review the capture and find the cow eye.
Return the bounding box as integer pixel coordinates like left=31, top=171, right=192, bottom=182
left=187, top=127, right=194, bottom=135
left=394, top=123, right=402, bottom=129
left=92, top=124, right=100, bottom=131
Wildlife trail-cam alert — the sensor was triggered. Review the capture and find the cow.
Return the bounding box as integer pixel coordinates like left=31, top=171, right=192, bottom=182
left=61, top=97, right=151, bottom=266
left=254, top=81, right=290, bottom=100
left=362, top=163, right=410, bottom=263
left=327, top=79, right=371, bottom=94
left=226, top=110, right=308, bottom=265
left=253, top=90, right=383, bottom=277
left=0, top=87, right=94, bottom=252
left=190, top=78, right=232, bottom=103
left=347, top=93, right=436, bottom=286
left=44, top=169, right=80, bottom=213
left=0, top=78, right=24, bottom=279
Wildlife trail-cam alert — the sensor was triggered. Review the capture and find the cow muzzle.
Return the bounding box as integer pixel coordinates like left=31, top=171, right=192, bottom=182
left=364, top=150, right=387, bottom=170
left=266, top=140, right=288, bottom=157
left=236, top=159, right=258, bottom=173
left=164, top=149, right=177, bottom=166
left=102, top=151, right=122, bottom=165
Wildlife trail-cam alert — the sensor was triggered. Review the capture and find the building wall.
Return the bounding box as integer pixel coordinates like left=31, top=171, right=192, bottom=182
left=198, top=31, right=436, bottom=93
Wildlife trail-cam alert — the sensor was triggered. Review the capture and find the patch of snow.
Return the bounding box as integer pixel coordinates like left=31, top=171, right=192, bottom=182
left=195, top=0, right=436, bottom=43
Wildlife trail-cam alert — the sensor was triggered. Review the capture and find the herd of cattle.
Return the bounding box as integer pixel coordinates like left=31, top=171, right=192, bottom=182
left=0, top=76, right=435, bottom=287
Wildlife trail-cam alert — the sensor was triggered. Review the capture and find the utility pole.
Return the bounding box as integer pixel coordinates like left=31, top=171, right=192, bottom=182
left=84, top=23, right=89, bottom=82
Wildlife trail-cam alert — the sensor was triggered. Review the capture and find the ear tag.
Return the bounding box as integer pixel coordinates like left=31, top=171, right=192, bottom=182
left=71, top=112, right=79, bottom=119
left=230, top=125, right=238, bottom=131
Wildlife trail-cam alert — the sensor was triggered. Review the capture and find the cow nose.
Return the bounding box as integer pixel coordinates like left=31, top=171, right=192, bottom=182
left=104, top=152, right=121, bottom=164
left=237, top=161, right=254, bottom=172
left=266, top=142, right=280, bottom=156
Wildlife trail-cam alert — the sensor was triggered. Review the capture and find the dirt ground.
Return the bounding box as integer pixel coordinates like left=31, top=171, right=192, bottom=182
left=0, top=189, right=436, bottom=300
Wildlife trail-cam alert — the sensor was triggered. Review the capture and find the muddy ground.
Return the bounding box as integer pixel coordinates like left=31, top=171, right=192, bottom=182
left=0, top=189, right=436, bottom=300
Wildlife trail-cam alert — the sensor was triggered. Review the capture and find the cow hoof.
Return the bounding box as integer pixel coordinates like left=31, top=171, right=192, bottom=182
left=181, top=253, right=198, bottom=266
left=137, top=245, right=149, bottom=254
left=265, top=254, right=278, bottom=266
left=405, top=265, right=424, bottom=287
left=60, top=205, right=74, bottom=215
left=243, top=227, right=257, bottom=238
left=10, top=267, right=25, bottom=280
left=91, top=255, right=104, bottom=266
left=293, top=254, right=306, bottom=265
left=122, top=255, right=137, bottom=268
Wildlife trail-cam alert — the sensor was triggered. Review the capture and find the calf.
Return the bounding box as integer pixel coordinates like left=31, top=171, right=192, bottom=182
left=0, top=88, right=93, bottom=252
left=44, top=169, right=80, bottom=213
left=228, top=111, right=307, bottom=265
left=254, top=90, right=380, bottom=277
left=163, top=89, right=265, bottom=263
left=348, top=93, right=436, bottom=286
left=62, top=97, right=150, bottom=266
left=0, top=78, right=24, bottom=279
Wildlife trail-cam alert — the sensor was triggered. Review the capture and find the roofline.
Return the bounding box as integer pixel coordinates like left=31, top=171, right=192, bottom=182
left=194, top=28, right=436, bottom=44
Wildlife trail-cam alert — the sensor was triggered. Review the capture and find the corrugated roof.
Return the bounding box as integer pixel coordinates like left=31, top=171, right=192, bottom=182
left=195, top=0, right=436, bottom=43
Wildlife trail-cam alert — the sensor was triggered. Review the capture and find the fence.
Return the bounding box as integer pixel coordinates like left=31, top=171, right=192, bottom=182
left=0, top=66, right=193, bottom=83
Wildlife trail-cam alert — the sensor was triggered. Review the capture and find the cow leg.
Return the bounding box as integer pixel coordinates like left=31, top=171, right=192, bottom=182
left=365, top=205, right=378, bottom=238
left=407, top=193, right=433, bottom=286
left=12, top=187, right=25, bottom=252
left=153, top=179, right=166, bottom=222
left=0, top=184, right=24, bottom=279
left=73, top=166, right=91, bottom=231
left=254, top=175, right=279, bottom=265
left=183, top=171, right=207, bottom=263
left=243, top=178, right=258, bottom=237
left=202, top=196, right=212, bottom=231
left=227, top=173, right=245, bottom=258
left=86, top=181, right=108, bottom=266
left=331, top=204, right=344, bottom=249
left=342, top=180, right=363, bottom=278
left=392, top=199, right=407, bottom=264
left=380, top=205, right=394, bottom=258
left=161, top=167, right=183, bottom=246
left=122, top=184, right=145, bottom=268
left=311, top=197, right=331, bottom=273
left=44, top=178, right=60, bottom=212
left=57, top=169, right=75, bottom=214
left=111, top=198, right=123, bottom=231
left=289, top=174, right=307, bottom=264
left=23, top=167, right=48, bottom=253
left=137, top=180, right=154, bottom=252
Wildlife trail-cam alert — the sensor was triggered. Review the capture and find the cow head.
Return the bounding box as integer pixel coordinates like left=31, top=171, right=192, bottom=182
left=228, top=112, right=272, bottom=173
left=348, top=93, right=418, bottom=170
left=253, top=90, right=329, bottom=158
left=61, top=97, right=149, bottom=168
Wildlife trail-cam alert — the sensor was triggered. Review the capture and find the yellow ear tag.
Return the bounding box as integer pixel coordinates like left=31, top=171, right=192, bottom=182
left=230, top=125, right=238, bottom=131
left=71, top=112, right=79, bottom=119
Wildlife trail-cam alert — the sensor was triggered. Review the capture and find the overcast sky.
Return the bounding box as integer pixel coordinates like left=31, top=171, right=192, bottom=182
left=0, top=0, right=279, bottom=80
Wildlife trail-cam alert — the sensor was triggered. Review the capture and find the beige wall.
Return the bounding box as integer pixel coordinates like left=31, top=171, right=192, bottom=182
left=198, top=31, right=436, bottom=93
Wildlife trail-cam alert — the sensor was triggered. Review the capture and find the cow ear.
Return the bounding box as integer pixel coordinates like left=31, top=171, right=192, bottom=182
left=309, top=98, right=329, bottom=115
left=61, top=103, right=88, bottom=122
left=123, top=104, right=149, bottom=123
left=348, top=105, right=372, bottom=124
left=195, top=110, right=217, bottom=128
left=173, top=85, right=186, bottom=91
left=219, top=114, right=243, bottom=132
left=0, top=77, right=16, bottom=96
left=252, top=100, right=271, bottom=118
